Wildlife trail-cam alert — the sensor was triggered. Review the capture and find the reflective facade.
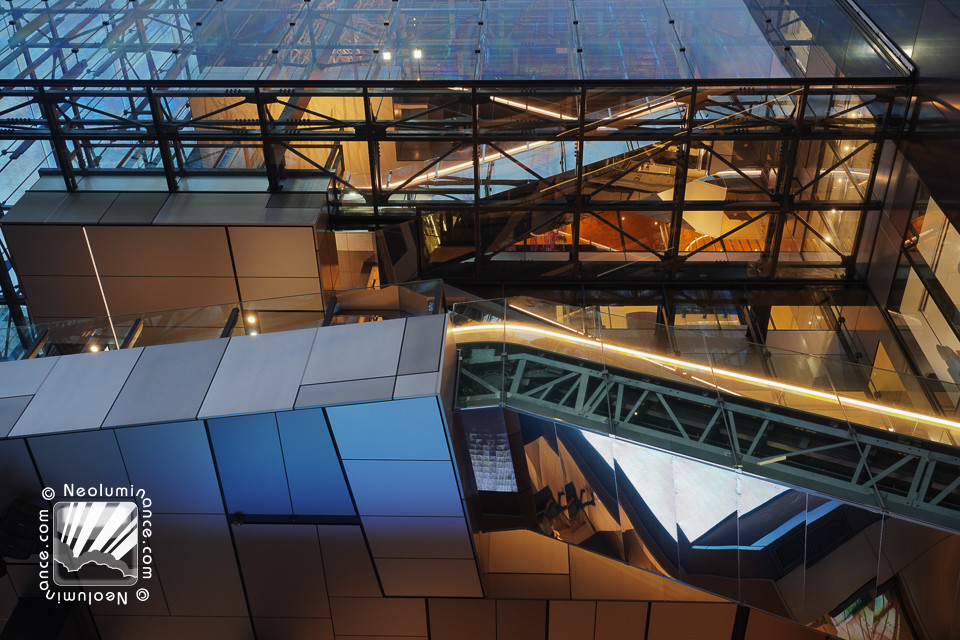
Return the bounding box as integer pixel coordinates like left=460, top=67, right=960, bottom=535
left=462, top=407, right=955, bottom=638
left=2, top=2, right=960, bottom=639
left=0, top=0, right=914, bottom=293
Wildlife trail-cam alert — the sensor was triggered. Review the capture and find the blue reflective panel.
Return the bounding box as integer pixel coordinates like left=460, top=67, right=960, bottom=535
left=207, top=413, right=292, bottom=516
left=115, top=421, right=224, bottom=514
left=577, top=0, right=689, bottom=79
left=0, top=0, right=906, bottom=82
left=327, top=397, right=451, bottom=461
left=479, top=0, right=580, bottom=80
left=276, top=408, right=355, bottom=516
left=343, top=459, right=463, bottom=516
left=28, top=430, right=130, bottom=493
left=666, top=0, right=791, bottom=79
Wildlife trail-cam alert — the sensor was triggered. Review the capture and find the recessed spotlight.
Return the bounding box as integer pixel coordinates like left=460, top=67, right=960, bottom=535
left=246, top=314, right=256, bottom=324
left=89, top=345, right=100, bottom=352
left=413, top=48, right=422, bottom=59
left=382, top=50, right=392, bottom=60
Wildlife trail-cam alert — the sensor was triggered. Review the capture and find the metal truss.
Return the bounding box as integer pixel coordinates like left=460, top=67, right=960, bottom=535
left=458, top=342, right=960, bottom=531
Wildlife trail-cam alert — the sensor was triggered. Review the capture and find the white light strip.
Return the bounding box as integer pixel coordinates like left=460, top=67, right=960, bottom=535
left=507, top=303, right=585, bottom=335
left=387, top=97, right=681, bottom=189
left=492, top=97, right=578, bottom=121
left=451, top=322, right=960, bottom=433
left=386, top=140, right=551, bottom=188
left=82, top=227, right=119, bottom=348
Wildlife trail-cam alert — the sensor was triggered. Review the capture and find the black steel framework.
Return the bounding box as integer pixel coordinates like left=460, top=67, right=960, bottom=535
left=0, top=77, right=913, bottom=283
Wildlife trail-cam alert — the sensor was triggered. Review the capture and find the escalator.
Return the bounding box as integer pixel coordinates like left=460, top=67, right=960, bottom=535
left=452, top=300, right=960, bottom=637
left=452, top=299, right=960, bottom=532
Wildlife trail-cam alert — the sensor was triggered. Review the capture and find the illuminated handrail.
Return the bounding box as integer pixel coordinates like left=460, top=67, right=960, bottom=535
left=451, top=322, right=960, bottom=436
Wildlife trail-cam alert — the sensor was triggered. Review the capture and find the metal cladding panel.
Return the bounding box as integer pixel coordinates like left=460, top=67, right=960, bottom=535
left=397, top=314, right=446, bottom=375
left=362, top=516, right=474, bottom=559
left=375, top=558, right=482, bottom=597
left=228, top=226, right=319, bottom=278
left=28, top=429, right=130, bottom=493
left=253, top=618, right=335, bottom=640
left=114, top=421, right=223, bottom=514
left=0, top=192, right=68, bottom=223
left=484, top=529, right=569, bottom=575
left=496, top=600, right=548, bottom=640
left=547, top=601, right=596, bottom=640
left=0, top=438, right=43, bottom=507
left=428, top=599, right=496, bottom=640
left=296, top=378, right=396, bottom=409
left=316, top=525, right=381, bottom=598
left=646, top=602, right=738, bottom=640
left=207, top=413, right=293, bottom=516
left=303, top=319, right=405, bottom=385
left=1, top=225, right=93, bottom=276
left=149, top=514, right=248, bottom=617
left=10, top=349, right=142, bottom=436
left=393, top=372, right=442, bottom=399
left=95, top=616, right=254, bottom=640
left=104, top=339, right=228, bottom=427
left=0, top=396, right=31, bottom=438
left=199, top=328, right=317, bottom=417
left=594, top=601, right=650, bottom=640
left=327, top=397, right=450, bottom=461
left=85, top=226, right=234, bottom=277
left=342, top=460, right=463, bottom=517
left=0, top=356, right=56, bottom=397
left=47, top=192, right=119, bottom=224
left=328, top=597, right=427, bottom=637
left=276, top=408, right=355, bottom=516
left=0, top=575, right=16, bottom=621
left=233, top=524, right=330, bottom=618
left=99, top=275, right=238, bottom=318
left=153, top=193, right=272, bottom=225
left=99, top=192, right=168, bottom=224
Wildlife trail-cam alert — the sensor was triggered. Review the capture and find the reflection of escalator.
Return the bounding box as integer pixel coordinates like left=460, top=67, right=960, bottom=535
left=463, top=406, right=941, bottom=637
left=457, top=329, right=960, bottom=532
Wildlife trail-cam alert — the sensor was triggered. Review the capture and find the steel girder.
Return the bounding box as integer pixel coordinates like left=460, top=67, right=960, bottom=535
left=457, top=342, right=960, bottom=532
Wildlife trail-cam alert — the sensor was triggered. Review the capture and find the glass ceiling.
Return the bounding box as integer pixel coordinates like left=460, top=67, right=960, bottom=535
left=0, top=0, right=908, bottom=84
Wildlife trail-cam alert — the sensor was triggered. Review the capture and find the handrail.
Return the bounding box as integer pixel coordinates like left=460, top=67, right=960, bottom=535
left=452, top=318, right=960, bottom=531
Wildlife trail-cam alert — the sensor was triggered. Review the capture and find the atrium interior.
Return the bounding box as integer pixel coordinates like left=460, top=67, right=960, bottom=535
left=0, top=1, right=959, bottom=639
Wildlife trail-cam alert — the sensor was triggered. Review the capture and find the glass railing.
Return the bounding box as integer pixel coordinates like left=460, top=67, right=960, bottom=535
left=6, top=282, right=959, bottom=449
left=451, top=297, right=960, bottom=448
left=3, top=280, right=443, bottom=361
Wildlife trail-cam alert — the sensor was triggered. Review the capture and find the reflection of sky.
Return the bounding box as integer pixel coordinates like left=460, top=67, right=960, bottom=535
left=0, top=0, right=901, bottom=82
left=614, top=440, right=679, bottom=540
left=581, top=430, right=615, bottom=469
left=607, top=436, right=787, bottom=543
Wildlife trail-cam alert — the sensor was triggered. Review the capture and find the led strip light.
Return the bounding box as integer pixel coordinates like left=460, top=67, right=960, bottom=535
left=451, top=322, right=960, bottom=434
